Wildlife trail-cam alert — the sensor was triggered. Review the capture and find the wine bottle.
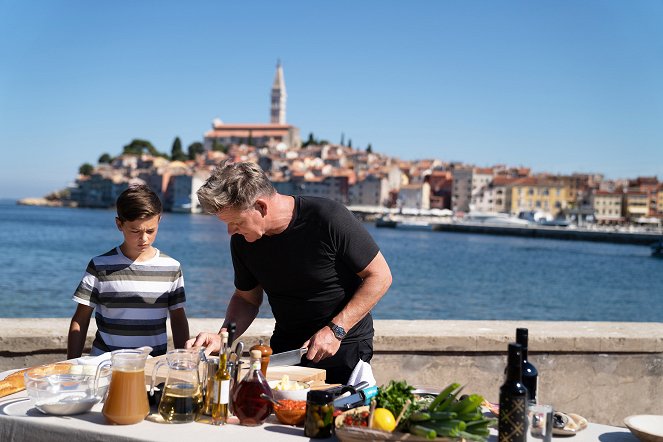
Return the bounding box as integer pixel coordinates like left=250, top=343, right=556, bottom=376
left=211, top=331, right=231, bottom=425
left=498, top=343, right=528, bottom=442
left=516, top=327, right=538, bottom=404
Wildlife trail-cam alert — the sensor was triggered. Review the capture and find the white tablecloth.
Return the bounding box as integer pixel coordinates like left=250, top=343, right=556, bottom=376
left=0, top=389, right=640, bottom=442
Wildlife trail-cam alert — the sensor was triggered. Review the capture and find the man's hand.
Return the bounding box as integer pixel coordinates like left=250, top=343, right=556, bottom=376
left=185, top=331, right=223, bottom=355
left=304, top=325, right=341, bottom=363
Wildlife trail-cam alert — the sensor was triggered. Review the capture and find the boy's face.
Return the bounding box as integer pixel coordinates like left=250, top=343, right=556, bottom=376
left=115, top=215, right=161, bottom=255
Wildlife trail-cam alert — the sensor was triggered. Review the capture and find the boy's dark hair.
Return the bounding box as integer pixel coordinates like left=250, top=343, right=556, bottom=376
left=116, top=184, right=162, bottom=222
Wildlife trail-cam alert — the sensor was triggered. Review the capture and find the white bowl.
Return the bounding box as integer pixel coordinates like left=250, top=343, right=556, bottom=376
left=624, top=415, right=663, bottom=442
left=268, top=379, right=311, bottom=401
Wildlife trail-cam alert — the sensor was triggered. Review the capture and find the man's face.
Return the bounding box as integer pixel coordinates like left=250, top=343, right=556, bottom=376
left=116, top=215, right=160, bottom=254
left=217, top=205, right=264, bottom=242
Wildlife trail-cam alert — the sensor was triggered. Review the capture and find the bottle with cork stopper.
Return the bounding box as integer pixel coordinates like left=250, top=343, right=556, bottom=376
left=231, top=349, right=273, bottom=426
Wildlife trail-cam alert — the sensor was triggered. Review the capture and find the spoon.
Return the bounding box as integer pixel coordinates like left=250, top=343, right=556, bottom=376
left=260, top=393, right=284, bottom=407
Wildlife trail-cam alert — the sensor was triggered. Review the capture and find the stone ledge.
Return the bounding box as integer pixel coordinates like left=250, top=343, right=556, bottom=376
left=0, top=318, right=661, bottom=354
left=0, top=318, right=661, bottom=426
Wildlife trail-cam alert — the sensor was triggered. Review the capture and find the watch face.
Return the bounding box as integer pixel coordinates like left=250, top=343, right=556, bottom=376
left=330, top=322, right=346, bottom=339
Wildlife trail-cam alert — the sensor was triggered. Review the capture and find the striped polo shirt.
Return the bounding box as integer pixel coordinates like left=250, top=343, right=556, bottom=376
left=72, top=246, right=186, bottom=356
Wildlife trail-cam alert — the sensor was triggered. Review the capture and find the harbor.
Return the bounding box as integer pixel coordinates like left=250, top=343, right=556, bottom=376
left=367, top=210, right=663, bottom=246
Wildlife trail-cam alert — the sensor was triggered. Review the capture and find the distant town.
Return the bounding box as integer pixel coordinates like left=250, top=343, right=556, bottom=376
left=20, top=63, right=662, bottom=228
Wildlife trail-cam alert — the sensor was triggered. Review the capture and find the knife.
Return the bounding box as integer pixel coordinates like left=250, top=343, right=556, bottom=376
left=269, top=347, right=308, bottom=367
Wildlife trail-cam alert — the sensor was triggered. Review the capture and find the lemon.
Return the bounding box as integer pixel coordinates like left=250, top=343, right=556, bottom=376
left=372, top=408, right=397, bottom=432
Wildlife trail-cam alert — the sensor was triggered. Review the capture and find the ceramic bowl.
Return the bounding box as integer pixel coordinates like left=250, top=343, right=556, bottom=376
left=268, top=379, right=311, bottom=401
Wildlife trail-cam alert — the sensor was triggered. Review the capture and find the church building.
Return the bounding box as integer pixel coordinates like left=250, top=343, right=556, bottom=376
left=203, top=61, right=301, bottom=150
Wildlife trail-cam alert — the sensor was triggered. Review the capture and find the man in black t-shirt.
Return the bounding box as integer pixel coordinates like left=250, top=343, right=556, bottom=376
left=185, top=161, right=392, bottom=384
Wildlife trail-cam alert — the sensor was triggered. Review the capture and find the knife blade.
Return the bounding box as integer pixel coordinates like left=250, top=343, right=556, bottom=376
left=269, top=347, right=308, bottom=367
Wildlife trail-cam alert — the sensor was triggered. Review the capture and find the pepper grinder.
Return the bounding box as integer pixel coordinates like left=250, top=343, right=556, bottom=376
left=249, top=340, right=272, bottom=377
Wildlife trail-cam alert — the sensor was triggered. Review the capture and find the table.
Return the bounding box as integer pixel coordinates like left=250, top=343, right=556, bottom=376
left=0, top=367, right=640, bottom=442
left=0, top=389, right=639, bottom=442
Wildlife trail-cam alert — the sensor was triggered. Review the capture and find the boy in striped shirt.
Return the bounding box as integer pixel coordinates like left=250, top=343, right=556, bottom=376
left=67, top=184, right=190, bottom=358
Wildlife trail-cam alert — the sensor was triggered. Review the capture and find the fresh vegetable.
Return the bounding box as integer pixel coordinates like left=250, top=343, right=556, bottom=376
left=372, top=408, right=397, bottom=432
left=405, top=383, right=497, bottom=441
left=375, top=380, right=416, bottom=429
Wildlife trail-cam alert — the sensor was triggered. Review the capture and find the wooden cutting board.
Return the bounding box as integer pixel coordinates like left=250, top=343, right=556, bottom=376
left=144, top=355, right=326, bottom=385
left=264, top=365, right=326, bottom=383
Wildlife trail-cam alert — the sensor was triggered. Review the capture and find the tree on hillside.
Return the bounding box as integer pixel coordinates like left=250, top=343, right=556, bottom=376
left=366, top=143, right=373, bottom=154
left=348, top=138, right=352, bottom=148
left=98, top=153, right=113, bottom=164
left=79, top=163, right=94, bottom=176
left=340, top=132, right=345, bottom=146
left=187, top=142, right=204, bottom=160
left=171, top=137, right=187, bottom=161
left=123, top=139, right=165, bottom=157
left=303, top=132, right=316, bottom=147
left=212, top=139, right=227, bottom=153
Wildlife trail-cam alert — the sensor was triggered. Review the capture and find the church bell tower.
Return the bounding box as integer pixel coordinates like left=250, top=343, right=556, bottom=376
left=270, top=60, right=287, bottom=124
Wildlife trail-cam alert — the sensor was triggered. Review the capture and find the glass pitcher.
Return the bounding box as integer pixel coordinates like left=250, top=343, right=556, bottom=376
left=101, top=346, right=152, bottom=425
left=151, top=348, right=204, bottom=423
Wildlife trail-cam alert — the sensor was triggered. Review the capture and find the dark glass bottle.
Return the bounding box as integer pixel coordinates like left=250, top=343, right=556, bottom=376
left=516, top=328, right=538, bottom=404
left=498, top=343, right=528, bottom=442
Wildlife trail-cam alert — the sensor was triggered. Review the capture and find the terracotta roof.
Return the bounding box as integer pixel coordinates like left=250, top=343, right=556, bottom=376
left=491, top=176, right=518, bottom=186
left=473, top=167, right=493, bottom=175
left=205, top=129, right=290, bottom=137
left=212, top=122, right=292, bottom=129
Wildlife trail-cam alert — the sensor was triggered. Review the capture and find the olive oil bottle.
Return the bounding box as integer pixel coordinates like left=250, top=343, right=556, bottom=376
left=211, top=331, right=231, bottom=425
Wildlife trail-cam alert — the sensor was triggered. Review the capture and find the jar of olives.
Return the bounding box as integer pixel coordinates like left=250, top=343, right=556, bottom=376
left=304, top=390, right=335, bottom=438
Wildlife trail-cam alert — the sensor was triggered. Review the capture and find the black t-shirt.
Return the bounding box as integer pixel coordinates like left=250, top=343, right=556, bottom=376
left=230, top=196, right=380, bottom=351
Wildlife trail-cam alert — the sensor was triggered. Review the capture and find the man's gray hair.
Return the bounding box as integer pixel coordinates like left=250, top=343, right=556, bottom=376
left=197, top=160, right=276, bottom=213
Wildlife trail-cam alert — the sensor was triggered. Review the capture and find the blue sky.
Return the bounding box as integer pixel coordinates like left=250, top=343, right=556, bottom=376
left=1, top=0, right=661, bottom=199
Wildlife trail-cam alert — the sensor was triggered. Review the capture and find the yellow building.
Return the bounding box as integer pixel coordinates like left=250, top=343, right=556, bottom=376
left=510, top=177, right=570, bottom=216
left=624, top=191, right=648, bottom=220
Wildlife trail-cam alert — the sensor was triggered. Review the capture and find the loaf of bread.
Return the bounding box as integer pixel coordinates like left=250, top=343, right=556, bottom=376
left=0, top=362, right=73, bottom=398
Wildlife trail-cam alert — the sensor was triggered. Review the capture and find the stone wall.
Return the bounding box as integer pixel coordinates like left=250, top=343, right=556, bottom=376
left=1, top=318, right=661, bottom=426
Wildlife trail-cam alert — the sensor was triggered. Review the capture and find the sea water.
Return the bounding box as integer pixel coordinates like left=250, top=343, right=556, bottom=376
left=0, top=201, right=659, bottom=321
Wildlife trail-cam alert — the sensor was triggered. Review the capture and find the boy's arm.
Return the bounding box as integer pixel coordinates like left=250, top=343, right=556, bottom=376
left=169, top=308, right=190, bottom=349
left=67, top=304, right=94, bottom=359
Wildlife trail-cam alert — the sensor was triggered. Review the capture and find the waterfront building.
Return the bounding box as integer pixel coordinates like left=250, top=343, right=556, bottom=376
left=509, top=176, right=568, bottom=217
left=452, top=167, right=472, bottom=213
left=428, top=170, right=453, bottom=210
left=399, top=182, right=431, bottom=210
left=72, top=172, right=129, bottom=208
left=472, top=176, right=518, bottom=214
left=279, top=173, right=350, bottom=204
left=624, top=190, right=648, bottom=221
left=471, top=167, right=494, bottom=200
left=658, top=184, right=663, bottom=217
left=349, top=174, right=388, bottom=206
left=628, top=176, right=659, bottom=217
left=592, top=191, right=624, bottom=224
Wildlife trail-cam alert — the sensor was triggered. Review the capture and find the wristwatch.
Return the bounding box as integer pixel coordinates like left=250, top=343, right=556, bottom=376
left=328, top=322, right=347, bottom=341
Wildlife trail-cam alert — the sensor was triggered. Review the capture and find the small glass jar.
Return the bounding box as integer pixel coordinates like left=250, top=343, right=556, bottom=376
left=304, top=390, right=335, bottom=438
